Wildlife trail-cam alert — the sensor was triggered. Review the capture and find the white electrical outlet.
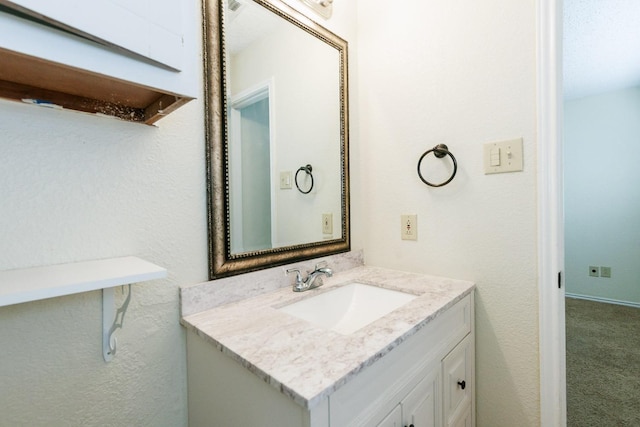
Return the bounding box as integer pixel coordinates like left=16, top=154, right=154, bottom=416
left=322, top=213, right=333, bottom=234
left=401, top=214, right=417, bottom=240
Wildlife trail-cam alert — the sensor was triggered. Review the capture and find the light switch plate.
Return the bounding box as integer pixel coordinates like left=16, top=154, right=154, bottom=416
left=279, top=171, right=292, bottom=189
left=484, top=138, right=524, bottom=174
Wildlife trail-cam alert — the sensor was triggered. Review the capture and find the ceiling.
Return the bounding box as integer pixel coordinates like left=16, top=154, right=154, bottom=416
left=564, top=0, right=640, bottom=100
left=226, top=0, right=282, bottom=55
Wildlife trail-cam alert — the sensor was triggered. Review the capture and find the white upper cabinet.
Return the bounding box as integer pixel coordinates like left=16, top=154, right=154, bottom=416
left=0, top=0, right=199, bottom=124
left=4, top=0, right=184, bottom=71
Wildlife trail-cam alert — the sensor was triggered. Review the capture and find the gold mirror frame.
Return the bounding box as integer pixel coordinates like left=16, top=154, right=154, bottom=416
left=204, top=0, right=350, bottom=279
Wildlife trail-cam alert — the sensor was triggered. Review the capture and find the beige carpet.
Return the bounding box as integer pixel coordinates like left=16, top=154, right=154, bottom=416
left=566, top=297, right=640, bottom=426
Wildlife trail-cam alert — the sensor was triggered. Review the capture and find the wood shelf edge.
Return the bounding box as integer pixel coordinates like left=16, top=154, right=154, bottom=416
left=0, top=48, right=194, bottom=124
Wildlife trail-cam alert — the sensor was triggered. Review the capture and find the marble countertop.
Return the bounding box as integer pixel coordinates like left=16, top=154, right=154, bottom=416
left=181, top=265, right=474, bottom=410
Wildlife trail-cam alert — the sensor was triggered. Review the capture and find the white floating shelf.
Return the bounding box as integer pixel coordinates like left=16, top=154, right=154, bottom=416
left=0, top=256, right=167, bottom=307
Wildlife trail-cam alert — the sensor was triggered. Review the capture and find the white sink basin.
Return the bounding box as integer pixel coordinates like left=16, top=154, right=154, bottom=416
left=277, top=283, right=417, bottom=335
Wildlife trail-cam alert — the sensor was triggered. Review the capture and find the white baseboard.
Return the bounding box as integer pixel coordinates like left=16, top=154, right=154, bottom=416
left=566, top=293, right=640, bottom=309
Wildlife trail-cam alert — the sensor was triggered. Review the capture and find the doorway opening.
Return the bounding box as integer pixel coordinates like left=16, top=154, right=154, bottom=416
left=229, top=82, right=276, bottom=253
left=562, top=1, right=640, bottom=423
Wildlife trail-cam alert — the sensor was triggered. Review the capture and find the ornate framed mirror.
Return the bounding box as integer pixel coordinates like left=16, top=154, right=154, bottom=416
left=204, top=0, right=350, bottom=278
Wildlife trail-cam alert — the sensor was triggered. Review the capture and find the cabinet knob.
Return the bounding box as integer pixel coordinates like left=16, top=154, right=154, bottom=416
left=457, top=380, right=466, bottom=390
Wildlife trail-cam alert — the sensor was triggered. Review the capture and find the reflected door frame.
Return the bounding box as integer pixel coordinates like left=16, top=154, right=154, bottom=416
left=229, top=78, right=277, bottom=253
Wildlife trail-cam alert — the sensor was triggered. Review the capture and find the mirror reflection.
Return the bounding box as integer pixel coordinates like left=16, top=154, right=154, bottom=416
left=226, top=0, right=343, bottom=254
left=205, top=0, right=350, bottom=278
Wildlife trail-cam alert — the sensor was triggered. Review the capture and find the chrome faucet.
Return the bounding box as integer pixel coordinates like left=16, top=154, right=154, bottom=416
left=286, top=261, right=333, bottom=292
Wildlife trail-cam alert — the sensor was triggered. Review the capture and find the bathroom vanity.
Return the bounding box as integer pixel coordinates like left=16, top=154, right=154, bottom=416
left=182, top=265, right=475, bottom=427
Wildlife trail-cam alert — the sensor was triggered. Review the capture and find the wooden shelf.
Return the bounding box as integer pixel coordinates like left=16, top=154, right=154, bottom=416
left=0, top=48, right=194, bottom=124
left=0, top=256, right=167, bottom=307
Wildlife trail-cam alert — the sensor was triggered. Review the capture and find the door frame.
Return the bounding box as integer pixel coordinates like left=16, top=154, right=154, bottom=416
left=537, top=0, right=566, bottom=425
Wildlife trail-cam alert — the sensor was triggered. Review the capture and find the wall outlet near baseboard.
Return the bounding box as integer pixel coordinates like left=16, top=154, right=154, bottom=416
left=589, top=266, right=599, bottom=277
left=600, top=266, right=611, bottom=278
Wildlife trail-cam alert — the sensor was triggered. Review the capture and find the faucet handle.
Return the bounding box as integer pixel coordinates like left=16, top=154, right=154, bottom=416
left=286, top=268, right=307, bottom=292
left=314, top=261, right=328, bottom=270
left=314, top=261, right=332, bottom=277
left=286, top=268, right=303, bottom=284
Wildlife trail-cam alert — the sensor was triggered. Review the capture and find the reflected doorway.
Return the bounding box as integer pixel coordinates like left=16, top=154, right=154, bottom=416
left=229, top=82, right=276, bottom=253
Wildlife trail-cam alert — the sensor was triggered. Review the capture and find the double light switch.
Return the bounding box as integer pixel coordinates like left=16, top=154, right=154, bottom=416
left=483, top=138, right=523, bottom=174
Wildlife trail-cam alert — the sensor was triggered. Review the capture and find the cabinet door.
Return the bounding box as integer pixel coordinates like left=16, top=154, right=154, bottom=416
left=442, top=335, right=472, bottom=426
left=450, top=407, right=472, bottom=427
left=4, top=0, right=183, bottom=70
left=377, top=404, right=402, bottom=427
left=0, top=0, right=198, bottom=100
left=402, top=370, right=440, bottom=427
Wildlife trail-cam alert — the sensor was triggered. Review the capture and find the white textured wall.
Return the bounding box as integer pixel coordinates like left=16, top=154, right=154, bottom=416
left=356, top=1, right=540, bottom=425
left=0, top=85, right=207, bottom=425
left=564, top=87, right=640, bottom=304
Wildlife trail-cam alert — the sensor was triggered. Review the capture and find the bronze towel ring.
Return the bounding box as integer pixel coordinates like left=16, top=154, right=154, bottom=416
left=417, top=144, right=457, bottom=187
left=295, top=164, right=314, bottom=194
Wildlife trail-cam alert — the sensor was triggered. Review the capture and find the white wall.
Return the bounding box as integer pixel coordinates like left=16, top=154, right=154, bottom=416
left=564, top=87, right=640, bottom=305
left=356, top=1, right=540, bottom=425
left=0, top=72, right=206, bottom=427
left=231, top=19, right=343, bottom=247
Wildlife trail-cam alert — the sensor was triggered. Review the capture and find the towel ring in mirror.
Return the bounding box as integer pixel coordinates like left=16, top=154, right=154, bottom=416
left=295, top=164, right=314, bottom=194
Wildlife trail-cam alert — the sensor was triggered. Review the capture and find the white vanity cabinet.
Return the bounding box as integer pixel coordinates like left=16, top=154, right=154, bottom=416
left=0, top=0, right=199, bottom=123
left=376, top=370, right=440, bottom=427
left=186, top=292, right=475, bottom=427
left=374, top=335, right=473, bottom=427
left=329, top=293, right=474, bottom=427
